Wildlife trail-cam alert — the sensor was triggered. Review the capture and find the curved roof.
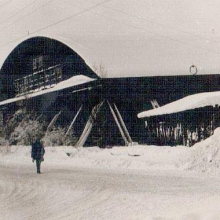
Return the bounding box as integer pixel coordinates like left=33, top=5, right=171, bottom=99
left=0, top=36, right=98, bottom=78
left=1, top=1, right=220, bottom=77
left=0, top=34, right=97, bottom=76
left=0, top=36, right=99, bottom=101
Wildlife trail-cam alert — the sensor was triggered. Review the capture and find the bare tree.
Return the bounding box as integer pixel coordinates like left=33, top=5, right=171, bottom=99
left=93, top=63, right=108, bottom=78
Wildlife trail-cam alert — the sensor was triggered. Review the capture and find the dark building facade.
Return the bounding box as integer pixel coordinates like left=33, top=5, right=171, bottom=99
left=0, top=37, right=97, bottom=100
left=1, top=36, right=220, bottom=146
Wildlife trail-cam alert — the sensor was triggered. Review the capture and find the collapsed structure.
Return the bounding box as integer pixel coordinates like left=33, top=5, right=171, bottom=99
left=1, top=36, right=220, bottom=147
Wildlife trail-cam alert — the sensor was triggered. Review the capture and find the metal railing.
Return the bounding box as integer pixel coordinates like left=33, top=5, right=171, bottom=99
left=14, top=65, right=62, bottom=97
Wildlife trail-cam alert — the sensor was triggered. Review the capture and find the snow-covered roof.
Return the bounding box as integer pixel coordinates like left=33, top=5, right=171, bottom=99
left=1, top=1, right=220, bottom=77
left=0, top=75, right=95, bottom=106
left=138, top=91, right=220, bottom=118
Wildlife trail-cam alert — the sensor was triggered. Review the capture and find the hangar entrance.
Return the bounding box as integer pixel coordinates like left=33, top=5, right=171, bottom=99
left=43, top=98, right=133, bottom=147
left=75, top=100, right=133, bottom=147
left=54, top=100, right=133, bottom=147
left=0, top=36, right=138, bottom=147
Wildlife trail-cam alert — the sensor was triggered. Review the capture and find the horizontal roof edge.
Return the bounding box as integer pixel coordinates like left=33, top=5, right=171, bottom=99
left=138, top=91, right=220, bottom=118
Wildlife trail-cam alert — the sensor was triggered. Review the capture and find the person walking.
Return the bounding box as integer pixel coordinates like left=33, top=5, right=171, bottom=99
left=31, top=139, right=45, bottom=174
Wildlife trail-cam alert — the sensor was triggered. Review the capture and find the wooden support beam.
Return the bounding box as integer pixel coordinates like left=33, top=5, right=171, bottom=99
left=108, top=101, right=129, bottom=146
left=65, top=105, right=82, bottom=137
left=75, top=102, right=104, bottom=147
left=113, top=103, right=133, bottom=144
left=36, top=113, right=43, bottom=121
left=46, top=111, right=62, bottom=133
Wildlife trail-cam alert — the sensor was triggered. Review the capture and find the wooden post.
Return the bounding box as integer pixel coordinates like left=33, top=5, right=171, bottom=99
left=75, top=102, right=104, bottom=147
left=65, top=105, right=82, bottom=137
left=36, top=113, right=43, bottom=121
left=113, top=103, right=133, bottom=144
left=46, top=111, right=62, bottom=133
left=108, top=101, right=129, bottom=146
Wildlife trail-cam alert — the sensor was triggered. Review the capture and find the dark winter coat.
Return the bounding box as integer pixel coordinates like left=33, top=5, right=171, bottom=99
left=31, top=140, right=45, bottom=160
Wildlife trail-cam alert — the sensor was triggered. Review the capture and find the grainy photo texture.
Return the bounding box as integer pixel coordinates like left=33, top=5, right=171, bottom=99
left=0, top=1, right=220, bottom=219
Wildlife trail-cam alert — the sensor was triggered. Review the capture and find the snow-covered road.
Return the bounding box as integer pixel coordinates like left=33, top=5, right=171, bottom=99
left=1, top=164, right=220, bottom=220
left=2, top=128, right=220, bottom=220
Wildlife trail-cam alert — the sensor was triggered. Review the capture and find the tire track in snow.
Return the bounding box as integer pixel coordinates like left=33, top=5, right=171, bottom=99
left=0, top=166, right=106, bottom=220
left=1, top=165, right=220, bottom=220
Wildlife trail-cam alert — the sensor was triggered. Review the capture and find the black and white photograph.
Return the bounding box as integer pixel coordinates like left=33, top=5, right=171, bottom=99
left=1, top=0, right=220, bottom=219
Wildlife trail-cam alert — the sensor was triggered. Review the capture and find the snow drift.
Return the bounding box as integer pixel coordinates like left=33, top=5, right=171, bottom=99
left=0, top=144, right=188, bottom=171
left=184, top=127, right=220, bottom=173
left=1, top=128, right=220, bottom=174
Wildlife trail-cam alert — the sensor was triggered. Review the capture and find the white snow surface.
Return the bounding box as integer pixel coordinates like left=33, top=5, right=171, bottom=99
left=138, top=91, right=220, bottom=118
left=1, top=129, right=220, bottom=219
left=0, top=144, right=188, bottom=172
left=0, top=75, right=95, bottom=106
left=184, top=127, right=220, bottom=173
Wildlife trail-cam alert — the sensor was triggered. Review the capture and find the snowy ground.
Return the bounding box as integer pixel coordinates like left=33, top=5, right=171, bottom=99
left=1, top=129, right=220, bottom=219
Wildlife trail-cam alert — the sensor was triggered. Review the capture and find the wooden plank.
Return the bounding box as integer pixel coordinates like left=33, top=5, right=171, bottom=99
left=65, top=105, right=82, bottom=137
left=108, top=101, right=129, bottom=146
left=75, top=102, right=104, bottom=147
left=46, top=111, right=62, bottom=133
left=113, top=103, right=133, bottom=144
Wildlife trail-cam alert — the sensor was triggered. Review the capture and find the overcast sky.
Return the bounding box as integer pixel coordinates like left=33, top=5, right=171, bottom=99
left=1, top=0, right=220, bottom=77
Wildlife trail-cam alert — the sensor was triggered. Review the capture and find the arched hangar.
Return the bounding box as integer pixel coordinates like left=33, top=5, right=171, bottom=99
left=1, top=36, right=220, bottom=146
left=0, top=36, right=98, bottom=101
